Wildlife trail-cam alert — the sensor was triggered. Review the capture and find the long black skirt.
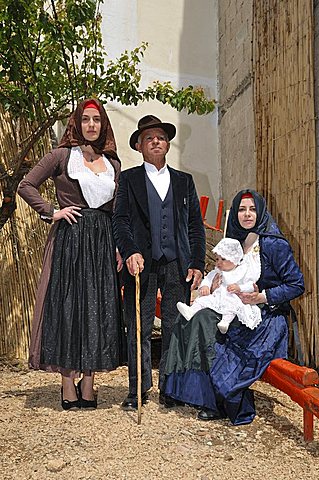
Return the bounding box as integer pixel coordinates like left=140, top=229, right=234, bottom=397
left=40, top=209, right=124, bottom=374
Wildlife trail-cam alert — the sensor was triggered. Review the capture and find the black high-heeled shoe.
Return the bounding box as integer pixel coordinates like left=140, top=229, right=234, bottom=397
left=77, top=379, right=97, bottom=409
left=61, top=387, right=80, bottom=411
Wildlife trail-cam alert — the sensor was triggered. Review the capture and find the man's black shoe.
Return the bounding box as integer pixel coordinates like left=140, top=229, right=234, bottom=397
left=159, top=392, right=185, bottom=408
left=121, top=392, right=148, bottom=410
left=197, top=408, right=221, bottom=421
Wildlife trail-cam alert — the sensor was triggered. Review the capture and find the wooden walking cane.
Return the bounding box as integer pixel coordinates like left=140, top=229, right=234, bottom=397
left=135, top=269, right=142, bottom=425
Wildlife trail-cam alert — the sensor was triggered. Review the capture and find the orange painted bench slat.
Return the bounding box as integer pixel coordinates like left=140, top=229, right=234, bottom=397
left=303, top=388, right=319, bottom=415
left=262, top=359, right=319, bottom=441
left=262, top=358, right=319, bottom=386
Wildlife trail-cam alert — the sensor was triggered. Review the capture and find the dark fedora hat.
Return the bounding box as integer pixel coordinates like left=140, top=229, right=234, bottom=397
left=129, top=115, right=176, bottom=150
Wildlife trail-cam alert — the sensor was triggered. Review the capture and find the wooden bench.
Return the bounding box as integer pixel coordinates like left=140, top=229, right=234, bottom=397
left=261, top=359, right=319, bottom=441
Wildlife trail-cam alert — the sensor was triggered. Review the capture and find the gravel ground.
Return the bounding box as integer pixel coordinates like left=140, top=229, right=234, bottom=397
left=1, top=360, right=319, bottom=480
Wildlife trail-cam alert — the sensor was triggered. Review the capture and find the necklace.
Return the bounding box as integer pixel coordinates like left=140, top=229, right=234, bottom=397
left=88, top=156, right=94, bottom=163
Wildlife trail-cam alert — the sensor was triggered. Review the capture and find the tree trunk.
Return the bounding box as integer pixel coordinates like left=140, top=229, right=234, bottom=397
left=0, top=159, right=32, bottom=230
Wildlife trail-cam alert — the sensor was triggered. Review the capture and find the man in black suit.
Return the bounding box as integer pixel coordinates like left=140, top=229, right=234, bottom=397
left=113, top=115, right=206, bottom=409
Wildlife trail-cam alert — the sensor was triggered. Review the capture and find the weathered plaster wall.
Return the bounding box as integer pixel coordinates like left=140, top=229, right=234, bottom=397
left=218, top=0, right=255, bottom=208
left=100, top=0, right=219, bottom=223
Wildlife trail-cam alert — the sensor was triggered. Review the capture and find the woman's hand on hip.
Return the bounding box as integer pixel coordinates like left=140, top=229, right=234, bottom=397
left=126, top=253, right=144, bottom=276
left=53, top=206, right=82, bottom=225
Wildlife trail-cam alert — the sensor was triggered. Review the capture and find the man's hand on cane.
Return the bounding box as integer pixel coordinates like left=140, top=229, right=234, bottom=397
left=126, top=253, right=144, bottom=276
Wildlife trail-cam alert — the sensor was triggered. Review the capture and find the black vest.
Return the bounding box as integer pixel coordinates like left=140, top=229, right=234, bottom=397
left=145, top=174, right=177, bottom=262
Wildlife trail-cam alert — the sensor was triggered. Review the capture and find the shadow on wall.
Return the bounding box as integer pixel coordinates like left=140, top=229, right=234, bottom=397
left=178, top=0, right=219, bottom=225
left=179, top=0, right=216, bottom=81
left=177, top=120, right=219, bottom=227
left=177, top=122, right=191, bottom=157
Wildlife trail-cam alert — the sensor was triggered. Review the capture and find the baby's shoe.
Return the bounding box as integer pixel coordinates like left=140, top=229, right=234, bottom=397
left=177, top=302, right=194, bottom=321
left=217, top=320, right=229, bottom=334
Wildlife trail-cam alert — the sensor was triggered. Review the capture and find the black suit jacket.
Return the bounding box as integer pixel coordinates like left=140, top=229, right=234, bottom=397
left=112, top=164, right=206, bottom=285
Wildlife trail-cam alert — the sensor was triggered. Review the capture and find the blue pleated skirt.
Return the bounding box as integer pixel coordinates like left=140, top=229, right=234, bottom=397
left=165, top=308, right=288, bottom=425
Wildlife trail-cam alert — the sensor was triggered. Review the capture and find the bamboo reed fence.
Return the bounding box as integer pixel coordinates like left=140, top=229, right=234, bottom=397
left=0, top=106, right=52, bottom=359
left=253, top=0, right=319, bottom=367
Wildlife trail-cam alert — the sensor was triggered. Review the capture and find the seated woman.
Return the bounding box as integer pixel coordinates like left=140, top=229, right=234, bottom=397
left=165, top=189, right=304, bottom=425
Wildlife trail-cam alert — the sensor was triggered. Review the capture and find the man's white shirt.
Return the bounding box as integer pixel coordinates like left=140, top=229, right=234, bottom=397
left=144, top=162, right=170, bottom=201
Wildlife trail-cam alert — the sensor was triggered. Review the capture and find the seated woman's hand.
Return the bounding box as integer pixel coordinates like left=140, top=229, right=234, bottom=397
left=236, top=284, right=266, bottom=305
left=198, top=286, right=210, bottom=296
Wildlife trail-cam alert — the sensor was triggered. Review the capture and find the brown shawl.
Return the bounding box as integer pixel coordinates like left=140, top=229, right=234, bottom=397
left=58, top=98, right=119, bottom=160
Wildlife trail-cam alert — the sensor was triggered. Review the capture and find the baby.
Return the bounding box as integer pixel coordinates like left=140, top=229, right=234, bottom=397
left=177, top=237, right=262, bottom=333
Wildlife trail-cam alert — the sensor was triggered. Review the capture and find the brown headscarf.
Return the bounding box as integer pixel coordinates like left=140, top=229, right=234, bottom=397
left=58, top=98, right=119, bottom=160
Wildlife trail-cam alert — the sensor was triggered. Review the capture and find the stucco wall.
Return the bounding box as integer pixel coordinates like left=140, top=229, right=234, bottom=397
left=218, top=0, right=255, bottom=208
left=100, top=0, right=219, bottom=223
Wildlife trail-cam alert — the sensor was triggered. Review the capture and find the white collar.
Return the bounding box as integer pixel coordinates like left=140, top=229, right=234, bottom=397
left=144, top=161, right=168, bottom=175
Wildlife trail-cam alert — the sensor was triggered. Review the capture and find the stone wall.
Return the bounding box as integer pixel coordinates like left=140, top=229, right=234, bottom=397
left=218, top=0, right=255, bottom=208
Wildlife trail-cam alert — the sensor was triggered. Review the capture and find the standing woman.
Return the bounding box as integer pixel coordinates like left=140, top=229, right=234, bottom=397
left=18, top=98, right=124, bottom=410
left=165, top=189, right=304, bottom=425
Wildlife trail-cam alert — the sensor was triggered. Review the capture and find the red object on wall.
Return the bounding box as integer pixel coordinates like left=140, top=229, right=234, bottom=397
left=199, top=195, right=224, bottom=233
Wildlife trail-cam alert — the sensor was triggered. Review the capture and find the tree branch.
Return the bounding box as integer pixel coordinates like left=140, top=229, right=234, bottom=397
left=12, top=111, right=68, bottom=177
left=0, top=158, right=31, bottom=231
left=50, top=0, right=75, bottom=109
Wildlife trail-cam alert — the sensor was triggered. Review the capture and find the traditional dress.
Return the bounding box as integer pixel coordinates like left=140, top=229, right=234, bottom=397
left=165, top=189, right=304, bottom=424
left=18, top=99, right=124, bottom=376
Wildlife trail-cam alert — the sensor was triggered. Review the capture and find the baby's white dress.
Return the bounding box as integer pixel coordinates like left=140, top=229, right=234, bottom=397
left=195, top=241, right=262, bottom=329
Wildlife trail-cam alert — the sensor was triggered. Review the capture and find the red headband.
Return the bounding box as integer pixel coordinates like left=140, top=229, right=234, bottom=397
left=83, top=100, right=100, bottom=111
left=241, top=192, right=253, bottom=199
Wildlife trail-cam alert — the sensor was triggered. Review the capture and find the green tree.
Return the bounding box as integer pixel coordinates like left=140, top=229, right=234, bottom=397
left=0, top=0, right=215, bottom=230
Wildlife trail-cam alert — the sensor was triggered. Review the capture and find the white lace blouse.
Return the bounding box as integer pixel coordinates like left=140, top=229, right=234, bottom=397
left=67, top=146, right=115, bottom=208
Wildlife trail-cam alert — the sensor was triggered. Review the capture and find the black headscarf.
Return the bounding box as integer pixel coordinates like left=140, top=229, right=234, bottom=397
left=226, top=189, right=284, bottom=242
